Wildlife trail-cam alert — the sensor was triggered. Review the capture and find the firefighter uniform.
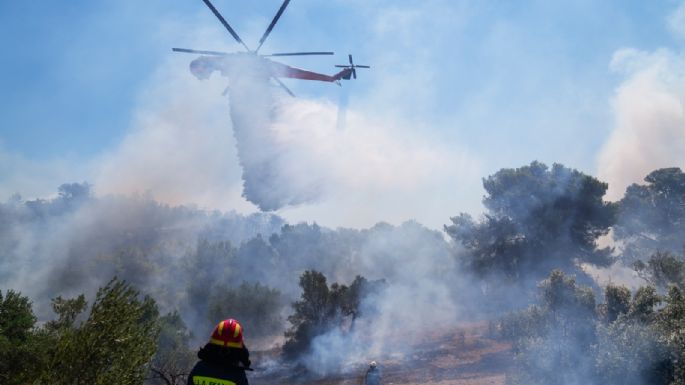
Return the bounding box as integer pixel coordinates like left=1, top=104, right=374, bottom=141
left=187, top=319, right=251, bottom=385
left=187, top=359, right=248, bottom=385
left=365, top=361, right=381, bottom=385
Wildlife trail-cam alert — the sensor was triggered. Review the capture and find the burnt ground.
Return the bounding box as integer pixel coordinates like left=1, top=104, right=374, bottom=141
left=250, top=322, right=513, bottom=385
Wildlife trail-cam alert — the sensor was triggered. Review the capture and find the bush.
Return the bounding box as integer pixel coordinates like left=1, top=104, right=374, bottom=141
left=282, top=271, right=380, bottom=360
left=503, top=271, right=683, bottom=385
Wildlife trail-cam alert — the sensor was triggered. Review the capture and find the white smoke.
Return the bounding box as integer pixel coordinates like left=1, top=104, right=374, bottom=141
left=269, top=98, right=481, bottom=228
left=91, top=55, right=255, bottom=213
left=597, top=48, right=685, bottom=200
left=82, top=48, right=480, bottom=227
left=298, top=221, right=464, bottom=375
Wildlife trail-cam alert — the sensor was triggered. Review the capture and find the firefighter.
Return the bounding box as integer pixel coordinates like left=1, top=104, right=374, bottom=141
left=187, top=319, right=252, bottom=385
left=365, top=361, right=381, bottom=385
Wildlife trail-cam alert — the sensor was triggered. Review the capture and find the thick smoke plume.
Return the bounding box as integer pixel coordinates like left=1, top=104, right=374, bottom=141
left=294, top=222, right=465, bottom=375
left=597, top=48, right=685, bottom=200
left=0, top=185, right=471, bottom=356
left=0, top=185, right=284, bottom=321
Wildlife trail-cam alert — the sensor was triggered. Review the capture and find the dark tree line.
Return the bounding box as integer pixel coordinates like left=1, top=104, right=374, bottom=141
left=1, top=162, right=684, bottom=383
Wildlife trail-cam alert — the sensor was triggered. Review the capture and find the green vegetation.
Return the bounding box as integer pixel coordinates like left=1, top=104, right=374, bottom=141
left=148, top=312, right=195, bottom=385
left=502, top=270, right=685, bottom=385
left=283, top=270, right=383, bottom=359
left=634, top=250, right=685, bottom=290
left=0, top=279, right=161, bottom=385
left=1, top=164, right=683, bottom=383
left=614, top=168, right=685, bottom=262
left=0, top=290, right=46, bottom=385
left=446, top=162, right=616, bottom=284
left=208, top=282, right=282, bottom=339
left=48, top=279, right=159, bottom=385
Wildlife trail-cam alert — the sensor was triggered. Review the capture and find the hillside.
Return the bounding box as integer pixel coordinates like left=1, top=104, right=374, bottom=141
left=252, top=322, right=513, bottom=385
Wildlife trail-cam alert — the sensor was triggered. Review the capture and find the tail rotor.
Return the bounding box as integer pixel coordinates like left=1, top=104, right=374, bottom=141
left=335, top=54, right=370, bottom=79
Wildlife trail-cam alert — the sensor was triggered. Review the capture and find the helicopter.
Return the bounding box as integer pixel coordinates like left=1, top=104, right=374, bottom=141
left=173, top=0, right=370, bottom=96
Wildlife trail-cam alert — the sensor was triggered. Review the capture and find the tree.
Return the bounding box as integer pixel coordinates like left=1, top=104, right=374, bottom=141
left=506, top=271, right=597, bottom=385
left=183, top=239, right=237, bottom=334
left=282, top=271, right=381, bottom=360
left=57, top=182, right=92, bottom=203
left=615, top=168, right=685, bottom=262
left=627, top=286, right=661, bottom=322
left=46, top=295, right=87, bottom=332
left=633, top=251, right=685, bottom=291
left=503, top=272, right=682, bottom=385
left=446, top=162, right=616, bottom=284
left=656, top=286, right=685, bottom=384
left=0, top=290, right=35, bottom=341
left=148, top=312, right=195, bottom=385
left=538, top=270, right=596, bottom=340
left=0, top=290, right=48, bottom=385
left=48, top=278, right=160, bottom=385
left=1, top=280, right=173, bottom=385
left=594, top=318, right=670, bottom=385
left=235, top=235, right=279, bottom=284
left=603, top=284, right=631, bottom=323
left=283, top=271, right=331, bottom=359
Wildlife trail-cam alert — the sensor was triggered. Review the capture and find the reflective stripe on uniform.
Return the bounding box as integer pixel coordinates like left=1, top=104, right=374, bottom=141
left=192, top=375, right=237, bottom=385
left=209, top=338, right=242, bottom=348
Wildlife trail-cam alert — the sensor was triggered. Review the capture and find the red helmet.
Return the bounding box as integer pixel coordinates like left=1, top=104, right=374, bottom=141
left=209, top=319, right=244, bottom=348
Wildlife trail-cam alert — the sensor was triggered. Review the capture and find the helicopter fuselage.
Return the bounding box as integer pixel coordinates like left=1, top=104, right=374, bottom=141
left=190, top=53, right=351, bottom=83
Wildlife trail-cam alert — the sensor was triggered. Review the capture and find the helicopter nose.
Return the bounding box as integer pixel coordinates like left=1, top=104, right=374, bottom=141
left=190, top=59, right=211, bottom=80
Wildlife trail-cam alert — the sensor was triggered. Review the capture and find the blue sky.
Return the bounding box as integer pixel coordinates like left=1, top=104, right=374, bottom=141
left=2, top=1, right=684, bottom=228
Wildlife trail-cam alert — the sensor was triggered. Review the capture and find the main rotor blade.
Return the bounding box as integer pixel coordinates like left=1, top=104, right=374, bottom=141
left=273, top=77, right=295, bottom=97
left=172, top=48, right=229, bottom=56
left=334, top=64, right=370, bottom=68
left=256, top=0, right=291, bottom=53
left=201, top=0, right=251, bottom=51
left=263, top=51, right=334, bottom=57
